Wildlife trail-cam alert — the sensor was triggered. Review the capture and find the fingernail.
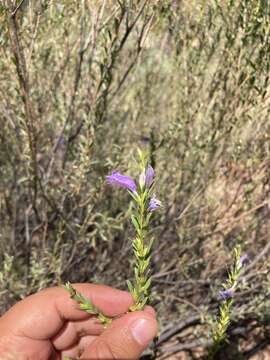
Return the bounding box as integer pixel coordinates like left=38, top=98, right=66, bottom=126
left=130, top=318, right=156, bottom=346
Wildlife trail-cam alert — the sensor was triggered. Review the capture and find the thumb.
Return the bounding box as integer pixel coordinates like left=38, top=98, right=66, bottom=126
left=80, top=309, right=157, bottom=359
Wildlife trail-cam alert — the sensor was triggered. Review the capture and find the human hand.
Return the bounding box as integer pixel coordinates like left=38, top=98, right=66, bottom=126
left=0, top=284, right=157, bottom=359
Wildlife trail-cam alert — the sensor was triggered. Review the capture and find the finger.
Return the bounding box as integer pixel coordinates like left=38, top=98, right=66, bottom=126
left=143, top=305, right=156, bottom=318
left=52, top=317, right=102, bottom=350
left=80, top=309, right=157, bottom=359
left=61, top=335, right=96, bottom=359
left=0, top=284, right=133, bottom=341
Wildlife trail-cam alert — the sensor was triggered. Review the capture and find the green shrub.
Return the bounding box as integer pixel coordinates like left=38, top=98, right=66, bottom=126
left=1, top=1, right=270, bottom=358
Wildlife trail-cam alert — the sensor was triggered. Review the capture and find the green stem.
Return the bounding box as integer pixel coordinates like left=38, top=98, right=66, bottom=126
left=129, top=189, right=151, bottom=311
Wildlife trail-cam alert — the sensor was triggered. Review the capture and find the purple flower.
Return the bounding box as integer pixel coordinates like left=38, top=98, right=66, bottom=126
left=239, top=254, right=248, bottom=266
left=58, top=137, right=65, bottom=146
left=149, top=196, right=162, bottom=211
left=145, top=166, right=155, bottom=187
left=106, top=171, right=137, bottom=192
left=219, top=288, right=234, bottom=301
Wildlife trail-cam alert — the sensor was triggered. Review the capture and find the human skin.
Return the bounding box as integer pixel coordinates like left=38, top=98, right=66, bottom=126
left=0, top=283, right=157, bottom=359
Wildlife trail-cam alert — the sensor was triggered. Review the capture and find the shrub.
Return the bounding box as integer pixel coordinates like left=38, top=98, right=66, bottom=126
left=1, top=1, right=270, bottom=358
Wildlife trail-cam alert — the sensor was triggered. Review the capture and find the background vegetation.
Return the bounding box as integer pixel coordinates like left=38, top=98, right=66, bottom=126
left=1, top=0, right=270, bottom=358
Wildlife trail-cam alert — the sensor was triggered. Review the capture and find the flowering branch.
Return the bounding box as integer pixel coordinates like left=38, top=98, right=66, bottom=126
left=64, top=150, right=161, bottom=323
left=208, top=246, right=247, bottom=359
left=107, top=149, right=161, bottom=311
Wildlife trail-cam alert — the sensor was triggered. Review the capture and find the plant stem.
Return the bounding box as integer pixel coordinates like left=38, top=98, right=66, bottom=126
left=129, top=188, right=152, bottom=311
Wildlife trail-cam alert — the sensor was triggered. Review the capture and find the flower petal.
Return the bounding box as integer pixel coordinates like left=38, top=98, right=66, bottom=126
left=145, top=166, right=155, bottom=187
left=106, top=171, right=137, bottom=192
left=239, top=254, right=248, bottom=267
left=148, top=196, right=162, bottom=211
left=219, top=288, right=234, bottom=301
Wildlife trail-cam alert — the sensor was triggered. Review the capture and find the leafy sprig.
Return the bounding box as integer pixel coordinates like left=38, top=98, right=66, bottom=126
left=208, top=245, right=247, bottom=358
left=64, top=150, right=161, bottom=323
left=64, top=282, right=112, bottom=326
left=127, top=190, right=153, bottom=310
left=107, top=149, right=161, bottom=311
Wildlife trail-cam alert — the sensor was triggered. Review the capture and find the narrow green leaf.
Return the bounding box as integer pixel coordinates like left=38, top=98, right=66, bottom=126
left=131, top=214, right=140, bottom=233
left=126, top=279, right=134, bottom=294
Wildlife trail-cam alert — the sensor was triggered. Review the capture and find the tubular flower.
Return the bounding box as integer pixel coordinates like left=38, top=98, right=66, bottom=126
left=106, top=171, right=137, bottom=192
left=149, top=196, right=162, bottom=211
left=219, top=288, right=234, bottom=301
left=145, top=165, right=155, bottom=187
left=239, top=254, right=248, bottom=267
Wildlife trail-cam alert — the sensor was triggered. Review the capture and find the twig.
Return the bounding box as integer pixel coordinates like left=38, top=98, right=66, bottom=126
left=11, top=0, right=26, bottom=17
left=45, top=11, right=87, bottom=179
left=156, top=315, right=201, bottom=346
left=242, top=241, right=270, bottom=276
left=7, top=0, right=39, bottom=217
left=158, top=340, right=212, bottom=357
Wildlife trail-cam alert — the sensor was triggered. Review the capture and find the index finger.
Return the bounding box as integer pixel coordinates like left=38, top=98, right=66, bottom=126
left=0, top=284, right=133, bottom=341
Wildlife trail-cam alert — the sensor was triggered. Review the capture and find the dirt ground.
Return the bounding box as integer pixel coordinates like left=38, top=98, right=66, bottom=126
left=157, top=348, right=270, bottom=360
